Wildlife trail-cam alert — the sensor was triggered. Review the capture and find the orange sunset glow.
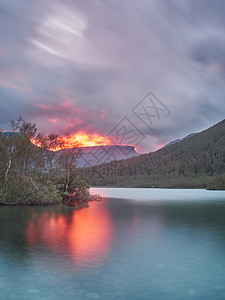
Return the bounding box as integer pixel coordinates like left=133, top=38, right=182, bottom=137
left=60, top=131, right=112, bottom=148
left=31, top=131, right=112, bottom=151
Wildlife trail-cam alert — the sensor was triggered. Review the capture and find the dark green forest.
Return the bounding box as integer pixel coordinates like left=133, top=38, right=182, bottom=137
left=79, top=119, right=225, bottom=189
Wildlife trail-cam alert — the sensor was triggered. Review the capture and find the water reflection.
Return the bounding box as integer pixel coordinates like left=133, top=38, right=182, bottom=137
left=1, top=189, right=225, bottom=300
left=26, top=202, right=112, bottom=267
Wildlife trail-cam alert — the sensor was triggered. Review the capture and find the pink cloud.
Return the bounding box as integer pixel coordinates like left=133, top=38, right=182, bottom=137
left=35, top=99, right=86, bottom=131
left=0, top=80, right=31, bottom=93
left=32, top=89, right=106, bottom=137
left=47, top=118, right=58, bottom=124
left=37, top=103, right=49, bottom=110
left=100, top=109, right=105, bottom=119
left=60, top=101, right=72, bottom=109
left=36, top=97, right=81, bottom=115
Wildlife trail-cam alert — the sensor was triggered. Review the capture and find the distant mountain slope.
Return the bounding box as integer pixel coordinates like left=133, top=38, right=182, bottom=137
left=59, top=145, right=139, bottom=167
left=79, top=119, right=225, bottom=188
left=1, top=132, right=20, bottom=137
left=162, top=133, right=197, bottom=149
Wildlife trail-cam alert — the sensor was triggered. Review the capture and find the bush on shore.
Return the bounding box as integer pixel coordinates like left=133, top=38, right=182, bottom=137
left=0, top=117, right=101, bottom=206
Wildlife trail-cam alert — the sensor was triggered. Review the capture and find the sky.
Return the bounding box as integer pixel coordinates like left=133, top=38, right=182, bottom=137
left=0, top=0, right=225, bottom=153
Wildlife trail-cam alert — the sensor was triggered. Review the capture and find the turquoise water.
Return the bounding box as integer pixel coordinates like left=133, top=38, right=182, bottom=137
left=0, top=188, right=225, bottom=300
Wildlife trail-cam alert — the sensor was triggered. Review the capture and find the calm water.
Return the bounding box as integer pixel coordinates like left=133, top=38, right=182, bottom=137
left=1, top=188, right=225, bottom=300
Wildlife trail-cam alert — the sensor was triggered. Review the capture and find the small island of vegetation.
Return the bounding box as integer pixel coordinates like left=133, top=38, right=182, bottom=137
left=0, top=117, right=101, bottom=206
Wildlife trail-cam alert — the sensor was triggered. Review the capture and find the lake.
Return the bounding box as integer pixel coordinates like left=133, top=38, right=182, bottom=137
left=1, top=188, right=225, bottom=300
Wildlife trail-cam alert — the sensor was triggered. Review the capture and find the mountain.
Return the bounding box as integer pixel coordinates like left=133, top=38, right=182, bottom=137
left=162, top=133, right=197, bottom=149
left=62, top=145, right=139, bottom=167
left=1, top=131, right=139, bottom=167
left=1, top=132, right=20, bottom=137
left=79, top=119, right=225, bottom=189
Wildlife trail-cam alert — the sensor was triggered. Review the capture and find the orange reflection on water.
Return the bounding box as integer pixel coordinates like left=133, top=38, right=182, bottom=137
left=26, top=203, right=112, bottom=266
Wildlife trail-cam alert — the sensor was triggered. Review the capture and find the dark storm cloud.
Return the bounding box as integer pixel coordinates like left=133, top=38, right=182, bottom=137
left=0, top=0, right=225, bottom=152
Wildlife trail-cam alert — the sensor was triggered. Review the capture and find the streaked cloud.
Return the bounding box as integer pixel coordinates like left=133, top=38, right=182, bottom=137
left=0, top=0, right=225, bottom=152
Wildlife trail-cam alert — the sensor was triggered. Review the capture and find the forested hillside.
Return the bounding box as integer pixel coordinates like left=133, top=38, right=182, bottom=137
left=79, top=119, right=225, bottom=189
